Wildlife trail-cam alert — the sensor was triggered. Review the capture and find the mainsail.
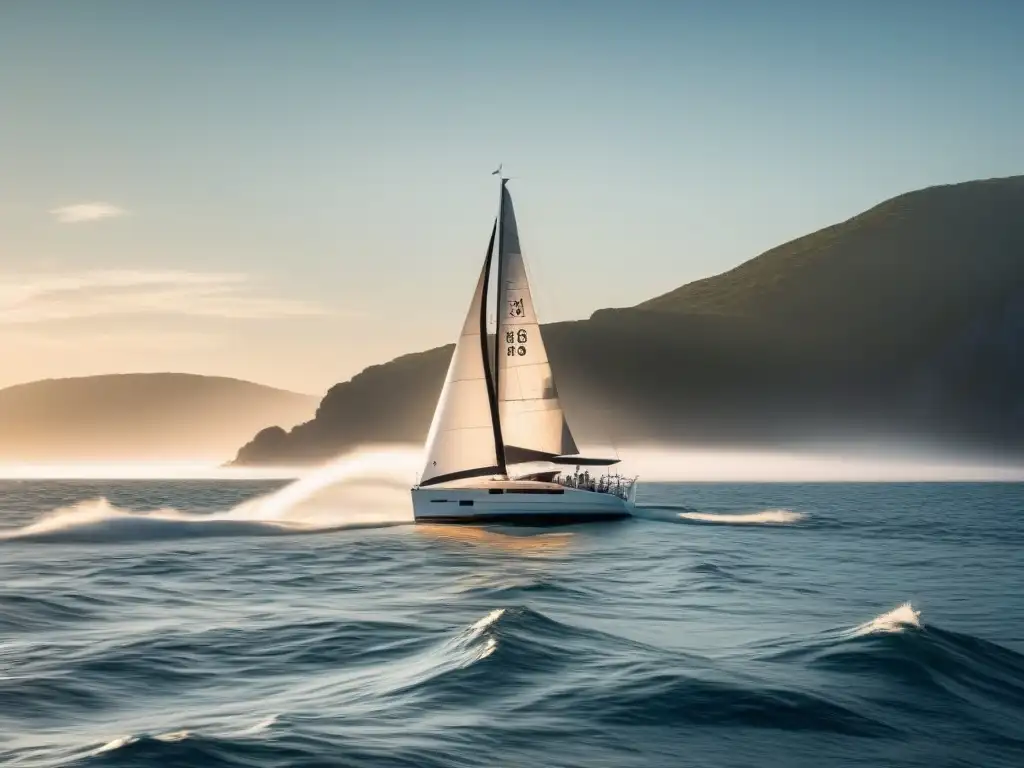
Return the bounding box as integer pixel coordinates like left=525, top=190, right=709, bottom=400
left=419, top=222, right=504, bottom=486
left=494, top=182, right=580, bottom=464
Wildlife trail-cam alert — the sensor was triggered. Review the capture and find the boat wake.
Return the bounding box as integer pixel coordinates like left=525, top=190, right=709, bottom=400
left=0, top=498, right=289, bottom=543
left=0, top=448, right=418, bottom=544
left=635, top=505, right=805, bottom=526
left=679, top=507, right=806, bottom=528
left=678, top=509, right=805, bottom=525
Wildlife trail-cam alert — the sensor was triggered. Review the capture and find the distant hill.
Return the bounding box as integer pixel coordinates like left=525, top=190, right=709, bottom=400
left=234, top=175, right=1024, bottom=465
left=0, top=373, right=317, bottom=463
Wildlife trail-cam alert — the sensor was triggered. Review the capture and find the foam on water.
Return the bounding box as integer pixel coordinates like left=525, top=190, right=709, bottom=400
left=0, top=447, right=419, bottom=543
left=849, top=602, right=923, bottom=637
left=460, top=608, right=505, bottom=662
left=678, top=509, right=806, bottom=525
left=435, top=608, right=505, bottom=667
left=92, top=735, right=138, bottom=755
left=88, top=717, right=278, bottom=760
left=155, top=730, right=191, bottom=742
left=239, top=715, right=279, bottom=735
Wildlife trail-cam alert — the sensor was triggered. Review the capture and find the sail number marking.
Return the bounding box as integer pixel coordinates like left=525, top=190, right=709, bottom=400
left=505, top=328, right=528, bottom=356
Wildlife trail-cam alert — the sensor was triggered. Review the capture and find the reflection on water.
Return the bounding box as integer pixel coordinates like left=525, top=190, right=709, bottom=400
left=415, top=523, right=574, bottom=556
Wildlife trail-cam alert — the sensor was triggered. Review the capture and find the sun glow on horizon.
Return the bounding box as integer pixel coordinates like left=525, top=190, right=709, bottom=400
left=0, top=442, right=1020, bottom=482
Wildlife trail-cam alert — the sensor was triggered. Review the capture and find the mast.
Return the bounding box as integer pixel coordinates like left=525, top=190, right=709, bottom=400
left=480, top=213, right=507, bottom=477
left=492, top=174, right=507, bottom=474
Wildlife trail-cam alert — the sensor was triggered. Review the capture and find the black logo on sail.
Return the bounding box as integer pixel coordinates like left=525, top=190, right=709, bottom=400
left=506, top=327, right=529, bottom=357
left=508, top=298, right=524, bottom=318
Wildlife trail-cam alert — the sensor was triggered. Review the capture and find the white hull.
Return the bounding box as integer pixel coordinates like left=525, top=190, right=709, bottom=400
left=411, top=479, right=634, bottom=524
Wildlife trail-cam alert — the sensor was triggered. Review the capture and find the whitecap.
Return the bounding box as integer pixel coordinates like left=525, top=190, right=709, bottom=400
left=154, top=729, right=191, bottom=742
left=849, top=602, right=922, bottom=636
left=91, top=735, right=138, bottom=755
left=240, top=714, right=279, bottom=735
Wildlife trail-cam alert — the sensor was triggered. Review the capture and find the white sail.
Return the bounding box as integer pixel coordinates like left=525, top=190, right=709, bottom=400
left=495, top=184, right=579, bottom=463
left=419, top=234, right=501, bottom=485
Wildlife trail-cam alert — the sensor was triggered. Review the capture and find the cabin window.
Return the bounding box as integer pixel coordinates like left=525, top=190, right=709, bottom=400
left=459, top=500, right=474, bottom=506
left=430, top=499, right=448, bottom=503
left=489, top=489, right=504, bottom=494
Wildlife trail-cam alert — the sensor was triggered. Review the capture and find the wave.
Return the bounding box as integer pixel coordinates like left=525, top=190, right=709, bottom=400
left=92, top=729, right=190, bottom=756
left=689, top=561, right=758, bottom=585
left=0, top=592, right=108, bottom=632
left=759, top=602, right=926, bottom=658
left=0, top=448, right=417, bottom=544
left=17, top=600, right=1024, bottom=766
left=760, top=603, right=1024, bottom=719
left=847, top=602, right=922, bottom=637
left=85, top=712, right=280, bottom=758
left=408, top=605, right=891, bottom=735
left=74, top=725, right=288, bottom=768
left=326, top=605, right=887, bottom=736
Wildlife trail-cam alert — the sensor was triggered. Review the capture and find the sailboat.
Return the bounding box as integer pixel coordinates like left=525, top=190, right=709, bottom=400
left=411, top=174, right=637, bottom=524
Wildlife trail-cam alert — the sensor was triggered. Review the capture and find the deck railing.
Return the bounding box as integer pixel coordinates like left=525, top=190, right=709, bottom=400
left=556, top=472, right=638, bottom=501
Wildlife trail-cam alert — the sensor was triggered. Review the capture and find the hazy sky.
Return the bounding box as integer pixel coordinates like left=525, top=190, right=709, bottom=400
left=1, top=1, right=1021, bottom=394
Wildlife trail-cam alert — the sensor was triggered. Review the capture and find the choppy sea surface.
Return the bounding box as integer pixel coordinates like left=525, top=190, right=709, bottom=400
left=2, top=459, right=1023, bottom=767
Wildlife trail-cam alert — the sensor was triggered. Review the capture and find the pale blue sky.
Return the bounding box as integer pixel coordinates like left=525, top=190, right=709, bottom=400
left=1, top=1, right=1021, bottom=393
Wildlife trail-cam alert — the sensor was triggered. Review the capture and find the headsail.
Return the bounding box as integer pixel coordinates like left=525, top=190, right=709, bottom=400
left=495, top=182, right=579, bottom=464
left=419, top=222, right=504, bottom=486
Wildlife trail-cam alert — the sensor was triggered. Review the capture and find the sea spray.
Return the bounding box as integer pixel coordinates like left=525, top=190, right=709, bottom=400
left=0, top=447, right=420, bottom=542
left=849, top=602, right=922, bottom=637
left=220, top=445, right=420, bottom=527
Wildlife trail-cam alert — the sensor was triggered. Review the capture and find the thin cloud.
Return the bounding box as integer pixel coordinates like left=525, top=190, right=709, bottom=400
left=0, top=269, right=331, bottom=323
left=50, top=203, right=127, bottom=224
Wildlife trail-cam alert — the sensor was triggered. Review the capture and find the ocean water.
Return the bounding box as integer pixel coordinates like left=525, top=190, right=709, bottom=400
left=1, top=462, right=1023, bottom=767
